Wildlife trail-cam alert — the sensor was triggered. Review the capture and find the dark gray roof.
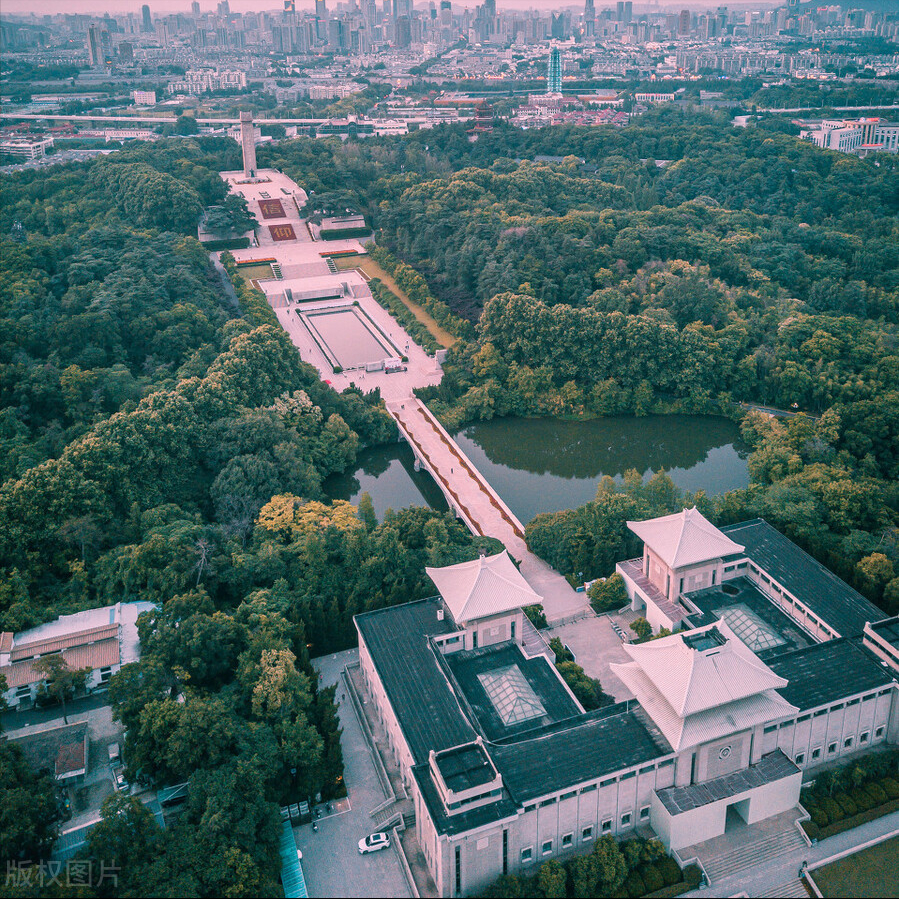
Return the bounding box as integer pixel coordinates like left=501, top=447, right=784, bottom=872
left=413, top=764, right=520, bottom=837
left=684, top=576, right=814, bottom=659
left=869, top=616, right=899, bottom=649
left=769, top=638, right=895, bottom=711
left=656, top=750, right=798, bottom=816
left=488, top=706, right=671, bottom=803
left=434, top=744, right=496, bottom=792
left=722, top=519, right=883, bottom=637
left=355, top=598, right=476, bottom=765
left=443, top=642, right=581, bottom=742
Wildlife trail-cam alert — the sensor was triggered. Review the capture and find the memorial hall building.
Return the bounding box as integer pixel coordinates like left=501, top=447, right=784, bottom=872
left=355, top=511, right=899, bottom=897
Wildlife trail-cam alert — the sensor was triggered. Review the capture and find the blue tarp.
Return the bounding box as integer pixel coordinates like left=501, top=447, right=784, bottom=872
left=279, top=820, right=308, bottom=898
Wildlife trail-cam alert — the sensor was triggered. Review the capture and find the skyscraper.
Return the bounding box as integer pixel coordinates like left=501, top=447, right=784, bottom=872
left=191, top=1, right=200, bottom=15
left=240, top=112, right=257, bottom=179
left=678, top=8, right=691, bottom=34
left=547, top=47, right=562, bottom=95
left=141, top=4, right=152, bottom=32
left=87, top=24, right=105, bottom=66
left=584, top=0, right=595, bottom=37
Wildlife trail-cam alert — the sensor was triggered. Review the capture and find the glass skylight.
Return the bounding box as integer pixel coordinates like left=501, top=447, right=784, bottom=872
left=714, top=604, right=786, bottom=653
left=477, top=665, right=547, bottom=726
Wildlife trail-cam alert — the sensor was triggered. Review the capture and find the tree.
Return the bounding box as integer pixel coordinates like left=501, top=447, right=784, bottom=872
left=588, top=573, right=628, bottom=613
left=537, top=859, right=567, bottom=898
left=0, top=740, right=59, bottom=864
left=174, top=114, right=199, bottom=135
left=630, top=617, right=652, bottom=642
left=33, top=655, right=89, bottom=724
left=357, top=492, right=378, bottom=531
left=86, top=794, right=163, bottom=897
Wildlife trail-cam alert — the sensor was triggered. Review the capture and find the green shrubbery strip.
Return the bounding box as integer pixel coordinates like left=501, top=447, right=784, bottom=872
left=369, top=278, right=440, bottom=355
left=220, top=251, right=280, bottom=328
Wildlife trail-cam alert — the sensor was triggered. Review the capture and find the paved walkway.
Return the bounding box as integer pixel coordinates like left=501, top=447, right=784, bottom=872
left=386, top=397, right=589, bottom=623
left=683, top=810, right=899, bottom=898
left=299, top=650, right=412, bottom=899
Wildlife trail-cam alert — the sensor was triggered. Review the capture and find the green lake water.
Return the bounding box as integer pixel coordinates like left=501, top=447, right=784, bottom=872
left=323, top=414, right=750, bottom=524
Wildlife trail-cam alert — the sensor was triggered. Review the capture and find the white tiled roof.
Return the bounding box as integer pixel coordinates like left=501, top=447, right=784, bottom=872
left=627, top=507, right=744, bottom=569
left=620, top=621, right=788, bottom=717
left=612, top=659, right=797, bottom=751
left=425, top=551, right=542, bottom=624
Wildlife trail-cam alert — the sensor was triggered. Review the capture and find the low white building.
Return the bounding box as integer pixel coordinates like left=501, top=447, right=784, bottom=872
left=356, top=516, right=898, bottom=897
left=0, top=601, right=154, bottom=710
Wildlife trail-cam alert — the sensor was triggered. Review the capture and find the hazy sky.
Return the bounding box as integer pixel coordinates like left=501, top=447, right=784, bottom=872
left=4, top=0, right=779, bottom=16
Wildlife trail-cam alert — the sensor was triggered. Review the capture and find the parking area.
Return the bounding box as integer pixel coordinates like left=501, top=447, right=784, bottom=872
left=294, top=649, right=412, bottom=899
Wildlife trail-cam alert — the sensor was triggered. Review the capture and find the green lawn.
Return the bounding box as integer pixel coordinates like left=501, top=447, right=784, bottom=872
left=235, top=263, right=275, bottom=281
left=811, top=836, right=899, bottom=898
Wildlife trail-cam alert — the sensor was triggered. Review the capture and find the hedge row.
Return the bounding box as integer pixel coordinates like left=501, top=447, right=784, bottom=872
left=200, top=236, right=251, bottom=251
left=369, top=278, right=440, bottom=355
left=320, top=227, right=371, bottom=240
left=368, top=246, right=474, bottom=341
left=644, top=865, right=703, bottom=899
left=804, top=794, right=899, bottom=841
left=219, top=251, right=280, bottom=328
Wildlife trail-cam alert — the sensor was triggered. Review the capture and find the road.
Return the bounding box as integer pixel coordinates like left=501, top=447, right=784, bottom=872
left=294, top=650, right=412, bottom=899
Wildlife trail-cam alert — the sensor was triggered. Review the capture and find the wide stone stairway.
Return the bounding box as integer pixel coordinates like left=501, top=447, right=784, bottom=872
left=685, top=809, right=809, bottom=885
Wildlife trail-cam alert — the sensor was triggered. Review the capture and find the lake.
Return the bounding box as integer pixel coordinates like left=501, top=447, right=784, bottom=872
left=323, top=415, right=750, bottom=524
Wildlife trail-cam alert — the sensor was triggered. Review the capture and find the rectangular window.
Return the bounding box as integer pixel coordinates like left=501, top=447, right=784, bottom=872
left=620, top=770, right=635, bottom=780
left=582, top=826, right=593, bottom=841
left=828, top=742, right=837, bottom=754
left=621, top=812, right=632, bottom=827
left=764, top=724, right=778, bottom=734
left=561, top=791, right=577, bottom=801
left=580, top=784, right=597, bottom=793
left=811, top=747, right=822, bottom=760
left=844, top=736, right=854, bottom=749
left=831, top=703, right=844, bottom=711
left=601, top=819, right=612, bottom=834
left=539, top=798, right=556, bottom=807
left=511, top=621, right=516, bottom=641
left=15, top=685, right=31, bottom=698
left=875, top=726, right=885, bottom=739
left=798, top=714, right=811, bottom=722
left=795, top=753, right=805, bottom=765
left=541, top=840, right=552, bottom=856
left=562, top=833, right=573, bottom=848
left=520, top=847, right=532, bottom=864
left=847, top=699, right=860, bottom=707
left=640, top=806, right=650, bottom=820
left=455, top=845, right=461, bottom=895
left=814, top=709, right=828, bottom=717
left=860, top=732, right=870, bottom=744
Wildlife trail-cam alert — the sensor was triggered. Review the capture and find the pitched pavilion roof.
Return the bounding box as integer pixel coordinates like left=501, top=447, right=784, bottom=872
left=425, top=551, right=541, bottom=624
left=627, top=507, right=744, bottom=569
left=620, top=622, right=788, bottom=717
left=610, top=622, right=798, bottom=751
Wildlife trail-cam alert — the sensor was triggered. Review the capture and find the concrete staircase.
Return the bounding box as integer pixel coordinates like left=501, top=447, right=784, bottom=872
left=326, top=257, right=338, bottom=274
left=756, top=879, right=810, bottom=898
left=701, top=828, right=808, bottom=883
left=271, top=262, right=283, bottom=279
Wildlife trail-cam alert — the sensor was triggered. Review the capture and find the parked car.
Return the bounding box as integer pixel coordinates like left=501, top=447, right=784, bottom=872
left=111, top=766, right=129, bottom=792
left=358, top=832, right=390, bottom=854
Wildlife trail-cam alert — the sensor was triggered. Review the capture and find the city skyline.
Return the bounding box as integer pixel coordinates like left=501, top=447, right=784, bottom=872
left=1, top=0, right=784, bottom=17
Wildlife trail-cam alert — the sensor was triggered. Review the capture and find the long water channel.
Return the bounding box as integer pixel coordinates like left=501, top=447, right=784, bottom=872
left=323, top=414, right=750, bottom=524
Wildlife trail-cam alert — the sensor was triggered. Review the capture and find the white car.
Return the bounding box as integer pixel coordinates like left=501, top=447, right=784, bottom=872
left=358, top=833, right=390, bottom=854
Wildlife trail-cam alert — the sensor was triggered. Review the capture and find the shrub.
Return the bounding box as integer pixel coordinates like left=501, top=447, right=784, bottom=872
left=588, top=573, right=629, bottom=613
left=835, top=793, right=858, bottom=817
left=882, top=776, right=899, bottom=799
left=523, top=605, right=547, bottom=629
left=821, top=796, right=844, bottom=822
left=865, top=783, right=887, bottom=805
left=850, top=788, right=875, bottom=812
left=804, top=820, right=821, bottom=841
left=657, top=856, right=682, bottom=887
left=624, top=871, right=646, bottom=898
left=811, top=808, right=830, bottom=828
left=683, top=865, right=702, bottom=888
left=641, top=864, right=664, bottom=893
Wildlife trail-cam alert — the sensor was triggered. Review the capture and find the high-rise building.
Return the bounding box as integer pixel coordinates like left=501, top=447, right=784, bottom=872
left=191, top=1, right=200, bottom=15
left=616, top=1, right=632, bottom=25
left=547, top=46, right=562, bottom=94
left=584, top=0, right=595, bottom=37
left=217, top=1, right=230, bottom=16
left=141, top=4, right=152, bottom=32
left=118, top=41, right=134, bottom=63
left=395, top=15, right=411, bottom=47
left=240, top=112, right=257, bottom=179
left=679, top=8, right=691, bottom=34
left=87, top=24, right=104, bottom=67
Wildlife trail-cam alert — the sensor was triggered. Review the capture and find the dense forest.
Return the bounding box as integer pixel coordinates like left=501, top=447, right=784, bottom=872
left=0, top=136, right=497, bottom=893
left=2, top=108, right=899, bottom=891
